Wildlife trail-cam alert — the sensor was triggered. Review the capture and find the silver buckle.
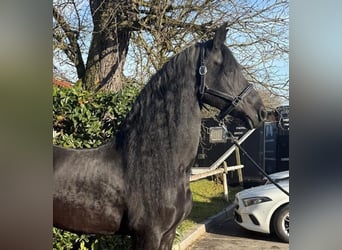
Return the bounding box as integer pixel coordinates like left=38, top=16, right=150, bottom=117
left=199, top=65, right=207, bottom=75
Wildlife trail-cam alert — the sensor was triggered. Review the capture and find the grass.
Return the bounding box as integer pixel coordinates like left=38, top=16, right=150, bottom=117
left=175, top=178, right=242, bottom=241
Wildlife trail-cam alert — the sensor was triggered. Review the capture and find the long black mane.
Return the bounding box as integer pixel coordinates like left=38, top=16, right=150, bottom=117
left=116, top=44, right=200, bottom=209
left=116, top=44, right=198, bottom=145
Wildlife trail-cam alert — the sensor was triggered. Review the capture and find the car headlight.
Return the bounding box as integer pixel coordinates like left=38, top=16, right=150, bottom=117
left=242, top=197, right=272, bottom=207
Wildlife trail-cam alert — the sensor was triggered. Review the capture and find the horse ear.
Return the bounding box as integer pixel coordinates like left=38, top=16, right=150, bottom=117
left=213, top=22, right=228, bottom=49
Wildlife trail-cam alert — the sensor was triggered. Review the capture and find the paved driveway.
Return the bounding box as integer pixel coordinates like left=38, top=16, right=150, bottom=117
left=187, top=207, right=289, bottom=250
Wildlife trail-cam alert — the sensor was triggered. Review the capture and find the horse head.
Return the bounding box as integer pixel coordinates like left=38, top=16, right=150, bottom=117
left=198, top=23, right=267, bottom=129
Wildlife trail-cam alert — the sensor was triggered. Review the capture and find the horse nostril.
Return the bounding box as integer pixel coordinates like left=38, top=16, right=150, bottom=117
left=258, top=108, right=267, bottom=121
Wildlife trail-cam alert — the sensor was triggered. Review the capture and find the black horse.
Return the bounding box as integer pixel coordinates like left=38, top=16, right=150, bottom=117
left=53, top=23, right=267, bottom=249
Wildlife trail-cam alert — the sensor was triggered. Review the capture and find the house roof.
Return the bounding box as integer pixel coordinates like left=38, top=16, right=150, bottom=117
left=53, top=78, right=73, bottom=88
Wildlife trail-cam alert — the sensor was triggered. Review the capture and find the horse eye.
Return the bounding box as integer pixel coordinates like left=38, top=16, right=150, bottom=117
left=212, top=60, right=221, bottom=68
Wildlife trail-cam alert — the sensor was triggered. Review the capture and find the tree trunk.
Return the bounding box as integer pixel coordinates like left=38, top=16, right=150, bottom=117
left=84, top=0, right=131, bottom=92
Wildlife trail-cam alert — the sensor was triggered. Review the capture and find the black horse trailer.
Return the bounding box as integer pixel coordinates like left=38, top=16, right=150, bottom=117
left=193, top=106, right=289, bottom=187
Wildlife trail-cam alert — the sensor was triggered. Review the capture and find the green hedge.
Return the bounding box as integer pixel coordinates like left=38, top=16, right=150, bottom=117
left=53, top=84, right=141, bottom=148
left=53, top=84, right=141, bottom=249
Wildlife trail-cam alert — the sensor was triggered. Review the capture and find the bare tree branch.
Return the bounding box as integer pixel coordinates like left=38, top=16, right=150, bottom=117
left=53, top=0, right=288, bottom=101
left=53, top=5, right=86, bottom=79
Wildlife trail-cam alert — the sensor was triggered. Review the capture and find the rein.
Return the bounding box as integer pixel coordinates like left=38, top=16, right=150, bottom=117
left=198, top=43, right=254, bottom=120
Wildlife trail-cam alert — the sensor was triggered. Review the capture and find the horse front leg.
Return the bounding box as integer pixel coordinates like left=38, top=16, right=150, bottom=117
left=159, top=228, right=177, bottom=250
left=132, top=229, right=162, bottom=250
left=158, top=199, right=193, bottom=250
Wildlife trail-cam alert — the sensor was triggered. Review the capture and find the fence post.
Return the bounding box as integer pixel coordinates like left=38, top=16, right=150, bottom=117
left=235, top=146, right=244, bottom=186
left=222, top=161, right=229, bottom=201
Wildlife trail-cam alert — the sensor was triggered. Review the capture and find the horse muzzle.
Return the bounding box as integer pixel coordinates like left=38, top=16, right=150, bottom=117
left=245, top=107, right=268, bottom=129
left=258, top=107, right=268, bottom=122
left=262, top=108, right=279, bottom=122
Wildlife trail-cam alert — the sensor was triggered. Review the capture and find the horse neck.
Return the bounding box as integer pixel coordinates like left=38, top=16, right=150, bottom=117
left=116, top=48, right=202, bottom=152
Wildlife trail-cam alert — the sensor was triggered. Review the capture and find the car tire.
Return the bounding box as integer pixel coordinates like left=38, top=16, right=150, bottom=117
left=273, top=204, right=289, bottom=243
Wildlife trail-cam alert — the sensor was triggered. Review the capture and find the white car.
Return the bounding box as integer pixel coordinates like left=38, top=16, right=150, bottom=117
left=234, top=171, right=289, bottom=242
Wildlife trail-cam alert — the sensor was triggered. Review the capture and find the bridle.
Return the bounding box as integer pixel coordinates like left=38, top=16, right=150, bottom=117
left=196, top=45, right=289, bottom=196
left=198, top=43, right=254, bottom=121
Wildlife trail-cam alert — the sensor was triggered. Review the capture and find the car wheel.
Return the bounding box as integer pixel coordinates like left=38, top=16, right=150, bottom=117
left=273, top=204, right=289, bottom=243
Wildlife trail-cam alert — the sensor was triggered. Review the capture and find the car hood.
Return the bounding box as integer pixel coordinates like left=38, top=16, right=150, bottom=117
left=268, top=170, right=289, bottom=180
left=263, top=170, right=289, bottom=183
left=237, top=181, right=289, bottom=200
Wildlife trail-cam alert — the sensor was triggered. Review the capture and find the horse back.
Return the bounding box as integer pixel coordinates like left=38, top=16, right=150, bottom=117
left=53, top=141, right=126, bottom=234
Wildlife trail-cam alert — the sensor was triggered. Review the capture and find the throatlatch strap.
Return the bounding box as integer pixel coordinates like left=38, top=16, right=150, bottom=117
left=198, top=44, right=207, bottom=98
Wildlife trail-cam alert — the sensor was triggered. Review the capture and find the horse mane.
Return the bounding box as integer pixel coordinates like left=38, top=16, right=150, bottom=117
left=115, top=44, right=200, bottom=208
left=116, top=44, right=199, bottom=147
